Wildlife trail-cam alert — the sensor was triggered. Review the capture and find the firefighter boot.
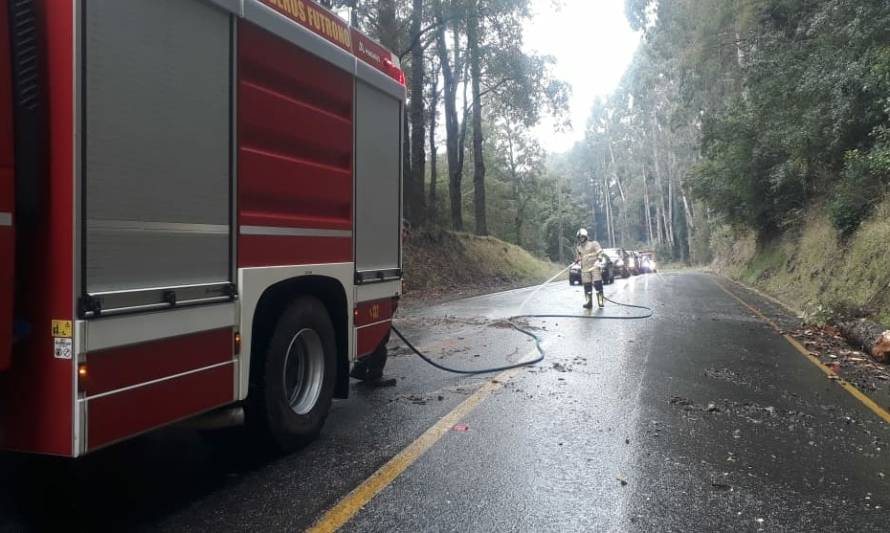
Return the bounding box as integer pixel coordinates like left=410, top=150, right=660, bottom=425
left=583, top=283, right=593, bottom=309
left=597, top=291, right=605, bottom=308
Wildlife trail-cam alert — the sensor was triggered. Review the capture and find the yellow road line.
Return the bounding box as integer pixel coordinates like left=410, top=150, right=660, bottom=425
left=712, top=277, right=890, bottom=425
left=306, top=365, right=525, bottom=533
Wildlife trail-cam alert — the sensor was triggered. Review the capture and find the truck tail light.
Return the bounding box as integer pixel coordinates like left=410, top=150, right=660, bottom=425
left=234, top=332, right=241, bottom=355
left=384, top=53, right=405, bottom=86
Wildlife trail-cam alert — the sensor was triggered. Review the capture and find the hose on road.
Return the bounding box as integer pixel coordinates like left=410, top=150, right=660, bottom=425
left=391, top=295, right=654, bottom=376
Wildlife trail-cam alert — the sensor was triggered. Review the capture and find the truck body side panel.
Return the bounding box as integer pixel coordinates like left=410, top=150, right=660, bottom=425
left=0, top=0, right=14, bottom=371
left=0, top=0, right=75, bottom=455
left=86, top=362, right=235, bottom=451
left=237, top=20, right=353, bottom=267
left=82, top=326, right=235, bottom=451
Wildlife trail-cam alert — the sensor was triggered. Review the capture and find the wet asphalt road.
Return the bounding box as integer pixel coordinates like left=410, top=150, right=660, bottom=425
left=2, top=271, right=890, bottom=532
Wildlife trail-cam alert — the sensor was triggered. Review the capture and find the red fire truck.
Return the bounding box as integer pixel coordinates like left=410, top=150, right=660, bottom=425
left=0, top=0, right=404, bottom=456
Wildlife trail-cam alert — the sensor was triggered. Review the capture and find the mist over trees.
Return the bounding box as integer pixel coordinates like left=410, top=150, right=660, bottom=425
left=330, top=0, right=890, bottom=264
left=560, top=0, right=890, bottom=264
left=327, top=0, right=568, bottom=247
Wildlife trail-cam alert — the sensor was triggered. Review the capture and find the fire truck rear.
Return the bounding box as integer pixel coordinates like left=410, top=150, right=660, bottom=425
left=0, top=0, right=404, bottom=456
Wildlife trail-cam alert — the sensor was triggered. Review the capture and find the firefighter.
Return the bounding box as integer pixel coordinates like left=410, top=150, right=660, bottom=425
left=575, top=228, right=605, bottom=309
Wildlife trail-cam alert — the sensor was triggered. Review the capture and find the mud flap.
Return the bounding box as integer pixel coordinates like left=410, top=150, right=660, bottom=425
left=350, top=332, right=390, bottom=382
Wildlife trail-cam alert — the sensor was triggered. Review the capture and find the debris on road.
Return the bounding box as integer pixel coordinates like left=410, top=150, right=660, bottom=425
left=794, top=324, right=890, bottom=395
left=408, top=394, right=428, bottom=405
left=669, top=396, right=694, bottom=408
left=552, top=362, right=570, bottom=372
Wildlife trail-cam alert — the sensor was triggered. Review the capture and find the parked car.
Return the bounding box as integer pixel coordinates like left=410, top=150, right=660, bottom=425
left=569, top=262, right=582, bottom=285
left=603, top=248, right=631, bottom=278
left=570, top=257, right=615, bottom=285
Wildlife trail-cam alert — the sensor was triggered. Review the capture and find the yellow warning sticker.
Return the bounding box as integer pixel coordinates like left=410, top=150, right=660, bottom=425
left=51, top=320, right=73, bottom=338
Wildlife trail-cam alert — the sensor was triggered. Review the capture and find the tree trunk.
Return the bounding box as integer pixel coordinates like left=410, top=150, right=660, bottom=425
left=434, top=0, right=463, bottom=231
left=507, top=134, right=522, bottom=246
left=606, top=135, right=628, bottom=247
left=655, top=204, right=664, bottom=246
left=667, top=167, right=675, bottom=248
left=375, top=1, right=409, bottom=223
left=350, top=0, right=358, bottom=27
left=602, top=166, right=614, bottom=248
left=467, top=0, right=487, bottom=235
left=589, top=171, right=598, bottom=242
left=408, top=0, right=426, bottom=225
left=668, top=149, right=679, bottom=250
left=643, top=171, right=654, bottom=247
left=651, top=117, right=669, bottom=247
left=376, top=0, right=398, bottom=51
left=839, top=320, right=890, bottom=363
left=427, top=62, right=440, bottom=224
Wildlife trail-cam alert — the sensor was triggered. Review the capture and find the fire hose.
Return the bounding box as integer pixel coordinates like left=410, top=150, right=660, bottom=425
left=391, top=287, right=654, bottom=376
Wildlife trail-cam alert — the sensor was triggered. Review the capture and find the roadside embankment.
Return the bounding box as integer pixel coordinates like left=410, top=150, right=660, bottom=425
left=712, top=198, right=890, bottom=328
left=711, top=197, right=890, bottom=391
left=401, top=229, right=563, bottom=302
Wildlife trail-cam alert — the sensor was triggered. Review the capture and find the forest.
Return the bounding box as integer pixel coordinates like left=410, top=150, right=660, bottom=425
left=322, top=0, right=890, bottom=266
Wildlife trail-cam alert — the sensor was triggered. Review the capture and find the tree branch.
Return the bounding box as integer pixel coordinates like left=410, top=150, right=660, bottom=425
left=399, top=14, right=463, bottom=60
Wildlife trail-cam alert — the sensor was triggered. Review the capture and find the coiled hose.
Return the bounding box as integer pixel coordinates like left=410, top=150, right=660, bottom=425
left=391, top=296, right=654, bottom=375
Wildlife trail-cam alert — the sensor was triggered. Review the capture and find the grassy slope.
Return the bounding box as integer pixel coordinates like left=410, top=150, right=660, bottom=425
left=713, top=198, right=890, bottom=326
left=402, top=230, right=563, bottom=293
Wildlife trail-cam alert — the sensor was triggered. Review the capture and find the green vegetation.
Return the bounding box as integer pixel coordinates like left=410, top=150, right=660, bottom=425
left=714, top=199, right=890, bottom=325
left=830, top=128, right=890, bottom=235
left=334, top=1, right=889, bottom=291
left=590, top=0, right=890, bottom=325
left=548, top=0, right=890, bottom=270
left=324, top=0, right=574, bottom=266
left=402, top=229, right=562, bottom=292
left=328, top=0, right=568, bottom=240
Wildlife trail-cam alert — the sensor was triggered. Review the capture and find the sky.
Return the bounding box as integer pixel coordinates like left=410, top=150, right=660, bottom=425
left=524, top=0, right=641, bottom=154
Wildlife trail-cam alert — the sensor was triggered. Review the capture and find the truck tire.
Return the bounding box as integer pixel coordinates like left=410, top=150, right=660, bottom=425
left=247, top=296, right=337, bottom=451
left=350, top=332, right=390, bottom=382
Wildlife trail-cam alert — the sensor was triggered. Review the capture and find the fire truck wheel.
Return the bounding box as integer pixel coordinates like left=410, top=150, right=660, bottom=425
left=249, top=296, right=337, bottom=451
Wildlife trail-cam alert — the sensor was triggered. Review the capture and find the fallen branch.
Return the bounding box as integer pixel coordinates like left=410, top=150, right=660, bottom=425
left=838, top=319, right=890, bottom=363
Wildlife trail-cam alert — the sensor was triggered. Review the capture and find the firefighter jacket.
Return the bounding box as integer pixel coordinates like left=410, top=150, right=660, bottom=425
left=576, top=240, right=603, bottom=272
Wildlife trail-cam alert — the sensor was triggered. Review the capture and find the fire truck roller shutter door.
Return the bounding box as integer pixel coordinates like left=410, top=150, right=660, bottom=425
left=354, top=80, right=401, bottom=277
left=83, top=0, right=232, bottom=306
